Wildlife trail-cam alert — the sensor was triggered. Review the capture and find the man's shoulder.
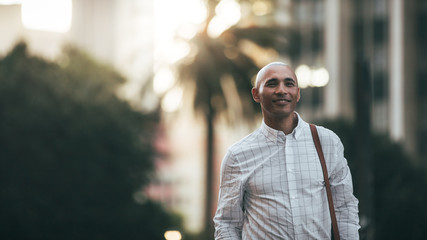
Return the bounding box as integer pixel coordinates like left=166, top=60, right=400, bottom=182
left=313, top=124, right=342, bottom=145
left=227, top=128, right=262, bottom=154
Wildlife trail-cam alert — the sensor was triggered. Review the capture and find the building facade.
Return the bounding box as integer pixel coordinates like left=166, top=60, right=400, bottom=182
left=287, top=0, right=426, bottom=163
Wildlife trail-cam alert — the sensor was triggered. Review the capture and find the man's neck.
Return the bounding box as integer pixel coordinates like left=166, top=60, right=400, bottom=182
left=264, top=112, right=298, bottom=135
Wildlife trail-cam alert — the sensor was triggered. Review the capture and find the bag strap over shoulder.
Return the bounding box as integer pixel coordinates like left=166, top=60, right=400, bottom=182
left=309, top=124, right=340, bottom=240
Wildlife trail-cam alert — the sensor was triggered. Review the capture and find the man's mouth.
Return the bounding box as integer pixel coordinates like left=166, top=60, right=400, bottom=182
left=273, top=99, right=291, bottom=103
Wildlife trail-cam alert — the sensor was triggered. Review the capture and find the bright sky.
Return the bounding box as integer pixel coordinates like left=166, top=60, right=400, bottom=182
left=21, top=0, right=72, bottom=33
left=0, top=0, right=72, bottom=33
left=0, top=0, right=21, bottom=4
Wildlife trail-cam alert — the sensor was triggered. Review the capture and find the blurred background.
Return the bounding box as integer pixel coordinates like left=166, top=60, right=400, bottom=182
left=1, top=0, right=426, bottom=239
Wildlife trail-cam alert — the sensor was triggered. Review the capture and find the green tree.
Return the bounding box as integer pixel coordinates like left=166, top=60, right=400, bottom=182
left=0, top=42, right=180, bottom=240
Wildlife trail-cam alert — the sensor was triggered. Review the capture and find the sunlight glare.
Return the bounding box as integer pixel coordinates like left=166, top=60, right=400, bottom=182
left=177, top=23, right=198, bottom=40
left=311, top=68, right=330, bottom=87
left=295, top=64, right=311, bottom=88
left=21, top=0, right=72, bottom=33
left=154, top=0, right=206, bottom=64
left=296, top=65, right=330, bottom=88
left=169, top=40, right=191, bottom=64
left=154, top=39, right=191, bottom=64
left=162, top=87, right=183, bottom=112
left=207, top=0, right=241, bottom=38
left=153, top=67, right=175, bottom=94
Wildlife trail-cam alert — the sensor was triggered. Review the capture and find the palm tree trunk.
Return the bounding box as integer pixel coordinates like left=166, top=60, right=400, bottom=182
left=203, top=87, right=215, bottom=239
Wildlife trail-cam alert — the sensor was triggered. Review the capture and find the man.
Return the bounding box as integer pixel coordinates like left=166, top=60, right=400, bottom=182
left=213, top=62, right=360, bottom=239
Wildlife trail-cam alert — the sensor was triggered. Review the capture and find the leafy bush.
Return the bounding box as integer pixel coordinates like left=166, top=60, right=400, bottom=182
left=0, top=42, right=180, bottom=240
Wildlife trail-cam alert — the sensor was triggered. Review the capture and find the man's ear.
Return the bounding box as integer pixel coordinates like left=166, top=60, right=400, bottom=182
left=297, top=88, right=301, bottom=102
left=252, top=87, right=260, bottom=103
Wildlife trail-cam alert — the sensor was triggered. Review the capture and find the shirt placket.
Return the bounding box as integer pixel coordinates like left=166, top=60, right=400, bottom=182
left=285, top=136, right=301, bottom=237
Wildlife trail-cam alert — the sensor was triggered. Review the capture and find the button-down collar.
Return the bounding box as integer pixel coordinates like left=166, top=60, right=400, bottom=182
left=260, top=112, right=306, bottom=143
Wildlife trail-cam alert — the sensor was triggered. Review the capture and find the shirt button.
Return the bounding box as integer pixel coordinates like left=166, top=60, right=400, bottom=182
left=291, top=195, right=297, bottom=199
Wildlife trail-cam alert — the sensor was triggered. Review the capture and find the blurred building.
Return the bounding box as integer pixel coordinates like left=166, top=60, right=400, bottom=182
left=284, top=0, right=426, bottom=163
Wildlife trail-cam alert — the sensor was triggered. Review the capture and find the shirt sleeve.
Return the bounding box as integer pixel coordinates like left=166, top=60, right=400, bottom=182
left=213, top=150, right=244, bottom=240
left=330, top=139, right=361, bottom=240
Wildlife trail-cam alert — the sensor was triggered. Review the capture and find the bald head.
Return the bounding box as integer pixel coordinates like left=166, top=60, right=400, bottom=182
left=255, top=62, right=296, bottom=88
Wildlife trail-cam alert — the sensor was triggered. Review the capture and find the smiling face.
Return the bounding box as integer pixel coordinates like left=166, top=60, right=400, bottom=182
left=252, top=64, right=300, bottom=122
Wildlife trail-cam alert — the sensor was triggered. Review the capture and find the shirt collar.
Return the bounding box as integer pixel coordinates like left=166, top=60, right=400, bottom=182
left=260, top=112, right=307, bottom=143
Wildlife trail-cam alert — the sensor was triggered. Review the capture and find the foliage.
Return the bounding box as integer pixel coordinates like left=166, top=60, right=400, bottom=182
left=178, top=31, right=259, bottom=121
left=228, top=26, right=301, bottom=59
left=177, top=25, right=300, bottom=122
left=321, top=120, right=427, bottom=240
left=0, top=42, right=180, bottom=240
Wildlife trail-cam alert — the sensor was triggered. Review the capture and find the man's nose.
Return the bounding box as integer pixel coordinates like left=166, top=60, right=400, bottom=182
left=274, top=82, right=287, bottom=94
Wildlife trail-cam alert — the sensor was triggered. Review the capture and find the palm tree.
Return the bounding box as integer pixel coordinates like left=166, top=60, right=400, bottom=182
left=162, top=1, right=300, bottom=238
left=177, top=28, right=259, bottom=240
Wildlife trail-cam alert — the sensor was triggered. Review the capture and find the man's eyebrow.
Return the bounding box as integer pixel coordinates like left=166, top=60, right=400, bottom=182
left=264, top=77, right=295, bottom=84
left=265, top=78, right=278, bottom=83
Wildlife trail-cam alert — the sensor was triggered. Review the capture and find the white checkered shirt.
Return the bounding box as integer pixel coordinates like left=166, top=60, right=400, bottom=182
left=214, top=112, right=360, bottom=239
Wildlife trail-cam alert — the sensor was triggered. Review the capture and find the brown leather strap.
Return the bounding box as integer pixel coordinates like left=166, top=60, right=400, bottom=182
left=310, top=124, right=340, bottom=240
